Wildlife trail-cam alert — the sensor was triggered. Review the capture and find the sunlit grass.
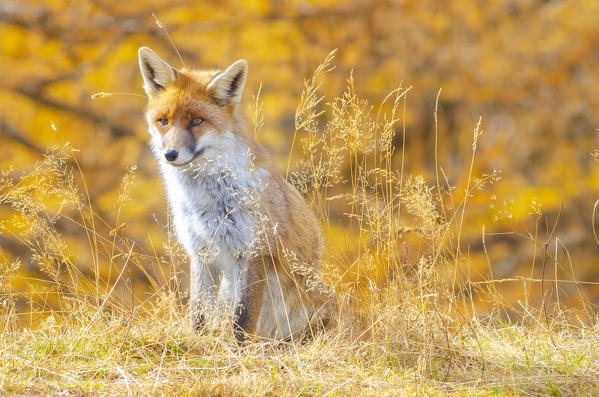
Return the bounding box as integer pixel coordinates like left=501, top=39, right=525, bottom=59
left=1, top=55, right=598, bottom=396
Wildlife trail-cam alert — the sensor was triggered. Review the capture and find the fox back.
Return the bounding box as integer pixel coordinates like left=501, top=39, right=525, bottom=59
left=138, top=47, right=330, bottom=342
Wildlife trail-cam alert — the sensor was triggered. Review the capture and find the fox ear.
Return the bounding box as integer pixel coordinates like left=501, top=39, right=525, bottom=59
left=138, top=47, right=177, bottom=96
left=206, top=59, right=248, bottom=106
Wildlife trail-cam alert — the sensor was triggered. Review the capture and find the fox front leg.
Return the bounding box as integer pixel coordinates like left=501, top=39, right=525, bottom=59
left=190, top=260, right=218, bottom=332
left=232, top=262, right=266, bottom=344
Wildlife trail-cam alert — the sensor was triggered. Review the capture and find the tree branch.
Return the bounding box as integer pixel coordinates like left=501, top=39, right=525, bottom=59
left=0, top=118, right=46, bottom=154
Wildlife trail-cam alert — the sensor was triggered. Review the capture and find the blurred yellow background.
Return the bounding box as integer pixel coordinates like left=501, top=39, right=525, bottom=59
left=2, top=0, right=599, bottom=316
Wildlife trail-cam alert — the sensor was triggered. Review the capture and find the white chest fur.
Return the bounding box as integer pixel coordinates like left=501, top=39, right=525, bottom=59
left=154, top=131, right=266, bottom=272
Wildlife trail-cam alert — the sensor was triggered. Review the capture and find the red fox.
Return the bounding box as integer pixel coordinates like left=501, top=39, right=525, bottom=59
left=138, top=47, right=330, bottom=342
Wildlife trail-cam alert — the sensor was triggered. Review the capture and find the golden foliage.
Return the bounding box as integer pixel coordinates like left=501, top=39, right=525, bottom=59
left=1, top=0, right=599, bottom=394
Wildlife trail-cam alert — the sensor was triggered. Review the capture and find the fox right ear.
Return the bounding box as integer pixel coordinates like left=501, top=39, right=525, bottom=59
left=206, top=59, right=248, bottom=106
left=138, top=47, right=177, bottom=96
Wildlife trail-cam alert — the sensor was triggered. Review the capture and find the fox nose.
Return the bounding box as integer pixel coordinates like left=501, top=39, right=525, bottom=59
left=164, top=150, right=178, bottom=162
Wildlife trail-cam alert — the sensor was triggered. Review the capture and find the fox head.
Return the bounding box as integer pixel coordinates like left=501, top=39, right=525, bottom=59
left=138, top=47, right=248, bottom=166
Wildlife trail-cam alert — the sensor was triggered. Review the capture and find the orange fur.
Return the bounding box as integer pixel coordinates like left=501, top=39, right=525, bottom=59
left=139, top=47, right=330, bottom=341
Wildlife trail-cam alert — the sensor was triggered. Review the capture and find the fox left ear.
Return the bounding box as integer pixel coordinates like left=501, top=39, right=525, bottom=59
left=206, top=59, right=248, bottom=106
left=138, top=47, right=177, bottom=96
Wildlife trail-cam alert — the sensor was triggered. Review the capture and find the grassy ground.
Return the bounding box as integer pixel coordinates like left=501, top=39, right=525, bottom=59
left=1, top=55, right=598, bottom=396
left=2, top=292, right=598, bottom=395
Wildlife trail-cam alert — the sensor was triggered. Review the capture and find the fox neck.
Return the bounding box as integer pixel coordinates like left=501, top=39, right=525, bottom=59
left=154, top=128, right=269, bottom=205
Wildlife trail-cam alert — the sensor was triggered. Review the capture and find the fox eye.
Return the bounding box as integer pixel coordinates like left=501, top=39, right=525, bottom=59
left=157, top=118, right=169, bottom=127
left=190, top=117, right=204, bottom=127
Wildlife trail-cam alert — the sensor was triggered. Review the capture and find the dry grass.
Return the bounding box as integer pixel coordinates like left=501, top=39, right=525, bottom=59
left=1, top=54, right=598, bottom=396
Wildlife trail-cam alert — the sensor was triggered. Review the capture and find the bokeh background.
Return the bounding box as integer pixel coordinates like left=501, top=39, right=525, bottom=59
left=2, top=0, right=599, bottom=316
